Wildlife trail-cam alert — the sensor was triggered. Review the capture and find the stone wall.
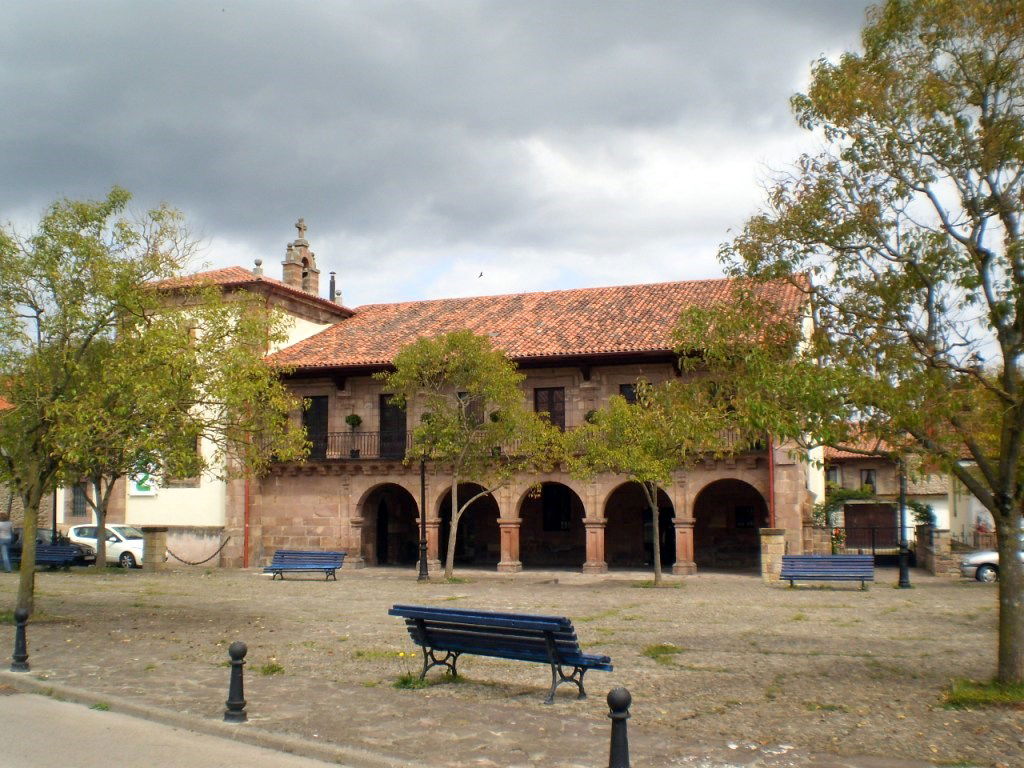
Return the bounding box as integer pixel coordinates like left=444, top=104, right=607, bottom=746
left=1, top=485, right=55, bottom=527
left=915, top=524, right=960, bottom=577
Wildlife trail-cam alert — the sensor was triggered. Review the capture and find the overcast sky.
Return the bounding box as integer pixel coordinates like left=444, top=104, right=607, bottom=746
left=1, top=1, right=873, bottom=306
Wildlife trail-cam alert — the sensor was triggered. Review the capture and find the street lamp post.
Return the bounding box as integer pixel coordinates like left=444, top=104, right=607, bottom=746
left=898, top=458, right=912, bottom=588
left=418, top=458, right=429, bottom=581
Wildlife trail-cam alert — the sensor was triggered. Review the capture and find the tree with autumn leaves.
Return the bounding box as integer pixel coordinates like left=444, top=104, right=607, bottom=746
left=0, top=188, right=306, bottom=611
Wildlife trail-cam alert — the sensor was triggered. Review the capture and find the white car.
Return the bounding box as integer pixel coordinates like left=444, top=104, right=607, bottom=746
left=68, top=524, right=145, bottom=568
left=959, top=535, right=1024, bottom=583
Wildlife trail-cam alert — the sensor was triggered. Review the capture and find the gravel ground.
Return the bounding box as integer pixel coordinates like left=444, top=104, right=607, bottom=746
left=0, top=566, right=1020, bottom=768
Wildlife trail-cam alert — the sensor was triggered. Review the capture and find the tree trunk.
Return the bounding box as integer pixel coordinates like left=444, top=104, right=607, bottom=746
left=16, top=487, right=43, bottom=615
left=444, top=477, right=459, bottom=579
left=643, top=481, right=663, bottom=586
left=995, top=509, right=1024, bottom=684
left=90, top=476, right=116, bottom=572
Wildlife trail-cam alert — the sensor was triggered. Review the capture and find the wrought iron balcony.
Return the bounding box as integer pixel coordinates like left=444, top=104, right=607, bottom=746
left=307, top=431, right=414, bottom=461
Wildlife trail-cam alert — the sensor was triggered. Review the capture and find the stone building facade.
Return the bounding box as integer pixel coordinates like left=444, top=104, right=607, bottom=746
left=57, top=224, right=823, bottom=575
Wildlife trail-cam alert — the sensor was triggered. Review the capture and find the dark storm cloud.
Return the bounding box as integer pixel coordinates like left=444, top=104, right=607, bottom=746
left=0, top=1, right=871, bottom=299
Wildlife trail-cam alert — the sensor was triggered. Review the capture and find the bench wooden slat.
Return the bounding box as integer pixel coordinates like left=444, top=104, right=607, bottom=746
left=391, top=605, right=568, bottom=633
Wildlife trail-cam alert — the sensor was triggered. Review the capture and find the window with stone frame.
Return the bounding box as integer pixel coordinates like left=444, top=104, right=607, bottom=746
left=457, top=391, right=485, bottom=426
left=860, top=468, right=876, bottom=493
left=534, top=387, right=565, bottom=430
left=71, top=483, right=89, bottom=517
left=618, top=383, right=638, bottom=404
left=825, top=465, right=842, bottom=487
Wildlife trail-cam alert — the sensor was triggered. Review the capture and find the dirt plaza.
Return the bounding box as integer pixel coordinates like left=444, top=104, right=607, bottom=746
left=0, top=566, right=1020, bottom=768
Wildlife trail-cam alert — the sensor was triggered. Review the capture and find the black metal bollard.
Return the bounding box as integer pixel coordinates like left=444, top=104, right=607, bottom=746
left=223, top=641, right=248, bottom=723
left=10, top=608, right=29, bottom=673
left=607, top=687, right=631, bottom=768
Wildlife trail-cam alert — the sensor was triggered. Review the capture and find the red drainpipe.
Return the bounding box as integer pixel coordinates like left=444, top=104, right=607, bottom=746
left=243, top=477, right=251, bottom=568
left=767, top=434, right=776, bottom=527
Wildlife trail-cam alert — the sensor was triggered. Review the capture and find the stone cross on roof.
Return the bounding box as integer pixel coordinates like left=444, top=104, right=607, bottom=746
left=295, top=218, right=307, bottom=240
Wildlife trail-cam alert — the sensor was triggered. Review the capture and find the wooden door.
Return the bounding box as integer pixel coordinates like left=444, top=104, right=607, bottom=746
left=379, top=395, right=407, bottom=459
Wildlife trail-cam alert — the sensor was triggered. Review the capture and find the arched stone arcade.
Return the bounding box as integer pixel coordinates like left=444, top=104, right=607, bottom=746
left=692, top=478, right=768, bottom=570
left=360, top=483, right=420, bottom=566
left=603, top=482, right=676, bottom=569
left=437, top=483, right=501, bottom=567
left=517, top=482, right=586, bottom=569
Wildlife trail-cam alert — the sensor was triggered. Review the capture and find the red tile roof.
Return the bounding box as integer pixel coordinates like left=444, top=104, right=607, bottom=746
left=271, top=276, right=807, bottom=371
left=155, top=266, right=353, bottom=317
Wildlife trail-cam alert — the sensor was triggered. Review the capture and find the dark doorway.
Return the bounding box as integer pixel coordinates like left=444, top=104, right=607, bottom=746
left=437, top=483, right=500, bottom=566
left=519, top=482, right=585, bottom=568
left=604, top=482, right=675, bottom=568
left=303, top=395, right=329, bottom=459
left=362, top=484, right=418, bottom=566
left=693, top=479, right=768, bottom=570
left=379, top=395, right=407, bottom=459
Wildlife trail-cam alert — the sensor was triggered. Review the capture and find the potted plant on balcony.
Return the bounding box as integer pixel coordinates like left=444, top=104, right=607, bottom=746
left=345, top=413, right=362, bottom=458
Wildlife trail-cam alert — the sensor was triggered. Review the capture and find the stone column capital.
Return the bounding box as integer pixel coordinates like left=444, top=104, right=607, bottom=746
left=497, top=518, right=522, bottom=528
left=673, top=519, right=695, bottom=530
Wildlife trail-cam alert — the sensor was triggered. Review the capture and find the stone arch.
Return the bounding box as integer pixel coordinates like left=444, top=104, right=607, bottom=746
left=437, top=483, right=501, bottom=567
left=360, top=483, right=419, bottom=566
left=603, top=481, right=675, bottom=568
left=517, top=481, right=586, bottom=568
left=692, top=478, right=768, bottom=570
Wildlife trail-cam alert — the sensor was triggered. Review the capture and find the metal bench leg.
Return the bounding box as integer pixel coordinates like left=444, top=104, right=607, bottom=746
left=419, top=647, right=460, bottom=680
left=544, top=664, right=587, bottom=705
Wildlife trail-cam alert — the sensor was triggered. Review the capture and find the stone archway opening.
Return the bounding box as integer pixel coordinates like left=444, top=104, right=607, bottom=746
left=518, top=482, right=585, bottom=569
left=437, top=483, right=500, bottom=567
left=361, top=483, right=419, bottom=566
left=604, top=482, right=675, bottom=568
left=693, top=479, right=768, bottom=570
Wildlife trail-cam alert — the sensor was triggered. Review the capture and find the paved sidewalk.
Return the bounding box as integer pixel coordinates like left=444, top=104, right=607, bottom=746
left=0, top=693, right=345, bottom=768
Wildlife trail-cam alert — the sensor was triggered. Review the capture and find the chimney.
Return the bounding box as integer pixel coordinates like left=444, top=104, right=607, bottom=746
left=253, top=258, right=263, bottom=275
left=329, top=272, right=336, bottom=302
left=281, top=217, right=320, bottom=295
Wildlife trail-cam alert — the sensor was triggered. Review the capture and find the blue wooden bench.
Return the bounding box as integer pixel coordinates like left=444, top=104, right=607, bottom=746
left=11, top=544, right=83, bottom=570
left=780, top=554, right=875, bottom=589
left=389, top=604, right=613, bottom=704
left=263, top=549, right=346, bottom=580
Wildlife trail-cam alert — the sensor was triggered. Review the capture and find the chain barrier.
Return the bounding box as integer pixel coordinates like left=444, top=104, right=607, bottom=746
left=165, top=536, right=232, bottom=566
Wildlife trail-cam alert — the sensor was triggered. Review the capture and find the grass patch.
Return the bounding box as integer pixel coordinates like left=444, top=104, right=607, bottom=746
left=353, top=648, right=402, bottom=661
left=90, top=702, right=110, bottom=711
left=393, top=672, right=461, bottom=690
left=443, top=577, right=471, bottom=584
left=441, top=595, right=465, bottom=601
left=257, top=661, right=285, bottom=676
left=394, top=673, right=429, bottom=689
left=790, top=612, right=808, bottom=621
left=632, top=580, right=683, bottom=589
left=943, top=678, right=1024, bottom=709
left=577, top=608, right=619, bottom=623
left=642, top=643, right=687, bottom=664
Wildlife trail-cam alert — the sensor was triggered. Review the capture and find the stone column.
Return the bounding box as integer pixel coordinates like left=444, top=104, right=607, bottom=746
left=497, top=518, right=522, bottom=573
left=347, top=516, right=366, bottom=568
left=672, top=519, right=696, bottom=575
left=425, top=519, right=442, bottom=575
left=140, top=526, right=169, bottom=572
left=760, top=528, right=786, bottom=583
left=583, top=519, right=608, bottom=574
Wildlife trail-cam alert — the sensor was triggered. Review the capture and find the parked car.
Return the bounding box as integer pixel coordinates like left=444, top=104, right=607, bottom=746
left=10, top=527, right=96, bottom=566
left=68, top=524, right=145, bottom=568
left=959, top=535, right=1024, bottom=582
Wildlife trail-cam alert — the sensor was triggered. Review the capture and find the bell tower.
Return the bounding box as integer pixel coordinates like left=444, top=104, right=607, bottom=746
left=281, top=218, right=320, bottom=295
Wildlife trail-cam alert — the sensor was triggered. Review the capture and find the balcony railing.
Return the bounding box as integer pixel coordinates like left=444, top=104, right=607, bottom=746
left=303, top=427, right=760, bottom=462
left=307, top=431, right=414, bottom=461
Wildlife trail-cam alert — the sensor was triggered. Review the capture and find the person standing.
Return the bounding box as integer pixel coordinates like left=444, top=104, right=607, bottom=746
left=0, top=511, right=13, bottom=573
